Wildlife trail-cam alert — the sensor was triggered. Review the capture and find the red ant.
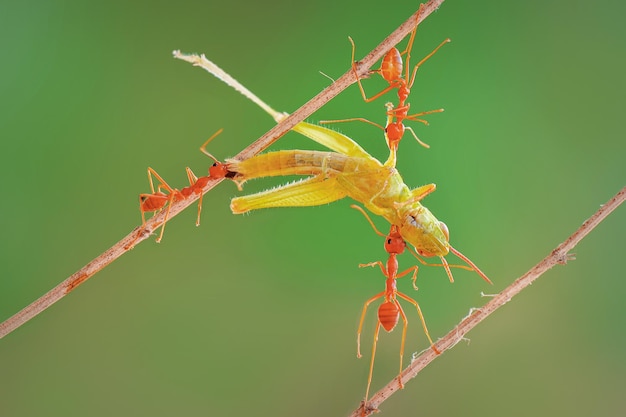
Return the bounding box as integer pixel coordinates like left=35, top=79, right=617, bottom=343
left=349, top=4, right=450, bottom=150
left=350, top=204, right=485, bottom=405
left=138, top=129, right=230, bottom=242
left=356, top=223, right=440, bottom=404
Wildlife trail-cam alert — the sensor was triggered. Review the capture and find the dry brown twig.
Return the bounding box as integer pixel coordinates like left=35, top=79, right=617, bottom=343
left=353, top=185, right=626, bottom=416
left=0, top=0, right=446, bottom=339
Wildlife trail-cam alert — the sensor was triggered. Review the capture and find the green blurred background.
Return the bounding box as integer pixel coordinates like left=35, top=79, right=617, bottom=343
left=1, top=1, right=624, bottom=416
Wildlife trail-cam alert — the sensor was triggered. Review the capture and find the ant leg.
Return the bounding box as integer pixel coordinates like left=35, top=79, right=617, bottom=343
left=402, top=246, right=474, bottom=281
left=145, top=168, right=177, bottom=242
left=364, top=322, right=382, bottom=404
left=400, top=4, right=423, bottom=81
left=404, top=126, right=430, bottom=149
left=185, top=167, right=199, bottom=185
left=357, top=292, right=385, bottom=358
left=350, top=204, right=386, bottom=237
left=404, top=107, right=444, bottom=124
left=146, top=169, right=157, bottom=194
left=397, top=292, right=440, bottom=354
left=185, top=167, right=203, bottom=226
left=139, top=194, right=150, bottom=226
left=199, top=128, right=224, bottom=163
left=196, top=193, right=204, bottom=227
left=395, top=300, right=409, bottom=389
left=407, top=38, right=451, bottom=89
left=155, top=194, right=176, bottom=243
left=147, top=168, right=176, bottom=195
left=394, top=265, right=420, bottom=290
left=349, top=36, right=398, bottom=103
left=358, top=260, right=387, bottom=275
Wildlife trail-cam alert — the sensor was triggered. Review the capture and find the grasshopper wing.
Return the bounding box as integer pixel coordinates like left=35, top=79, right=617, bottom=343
left=293, top=122, right=373, bottom=159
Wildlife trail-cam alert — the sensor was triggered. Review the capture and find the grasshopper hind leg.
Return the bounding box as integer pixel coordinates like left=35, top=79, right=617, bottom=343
left=230, top=176, right=348, bottom=214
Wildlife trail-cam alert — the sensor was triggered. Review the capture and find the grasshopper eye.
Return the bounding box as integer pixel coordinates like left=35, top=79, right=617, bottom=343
left=406, top=214, right=418, bottom=227
left=439, top=221, right=450, bottom=241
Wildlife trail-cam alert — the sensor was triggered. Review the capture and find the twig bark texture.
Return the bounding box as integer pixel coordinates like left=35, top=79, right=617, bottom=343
left=0, top=0, right=445, bottom=339
left=352, top=186, right=626, bottom=417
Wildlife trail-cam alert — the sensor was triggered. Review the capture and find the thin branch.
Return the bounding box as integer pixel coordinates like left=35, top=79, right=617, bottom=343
left=352, top=185, right=626, bottom=417
left=0, top=0, right=445, bottom=339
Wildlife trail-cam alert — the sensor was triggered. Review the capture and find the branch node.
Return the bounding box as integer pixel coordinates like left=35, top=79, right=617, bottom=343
left=359, top=400, right=379, bottom=416
left=124, top=226, right=154, bottom=250
left=467, top=307, right=482, bottom=316
left=552, top=248, right=576, bottom=265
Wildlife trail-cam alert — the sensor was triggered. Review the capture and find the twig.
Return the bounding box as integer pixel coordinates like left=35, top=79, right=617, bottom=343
left=0, top=0, right=445, bottom=339
left=352, top=185, right=626, bottom=417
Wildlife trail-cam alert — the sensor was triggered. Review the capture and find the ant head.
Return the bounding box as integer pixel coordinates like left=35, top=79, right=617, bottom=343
left=384, top=122, right=404, bottom=149
left=384, top=225, right=406, bottom=255
left=209, top=162, right=229, bottom=179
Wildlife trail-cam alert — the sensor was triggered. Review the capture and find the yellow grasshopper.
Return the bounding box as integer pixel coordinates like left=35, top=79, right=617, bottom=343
left=178, top=52, right=491, bottom=284
left=225, top=124, right=490, bottom=284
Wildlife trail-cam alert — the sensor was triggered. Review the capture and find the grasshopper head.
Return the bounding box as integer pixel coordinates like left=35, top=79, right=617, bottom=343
left=397, top=205, right=492, bottom=285
left=398, top=205, right=450, bottom=258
